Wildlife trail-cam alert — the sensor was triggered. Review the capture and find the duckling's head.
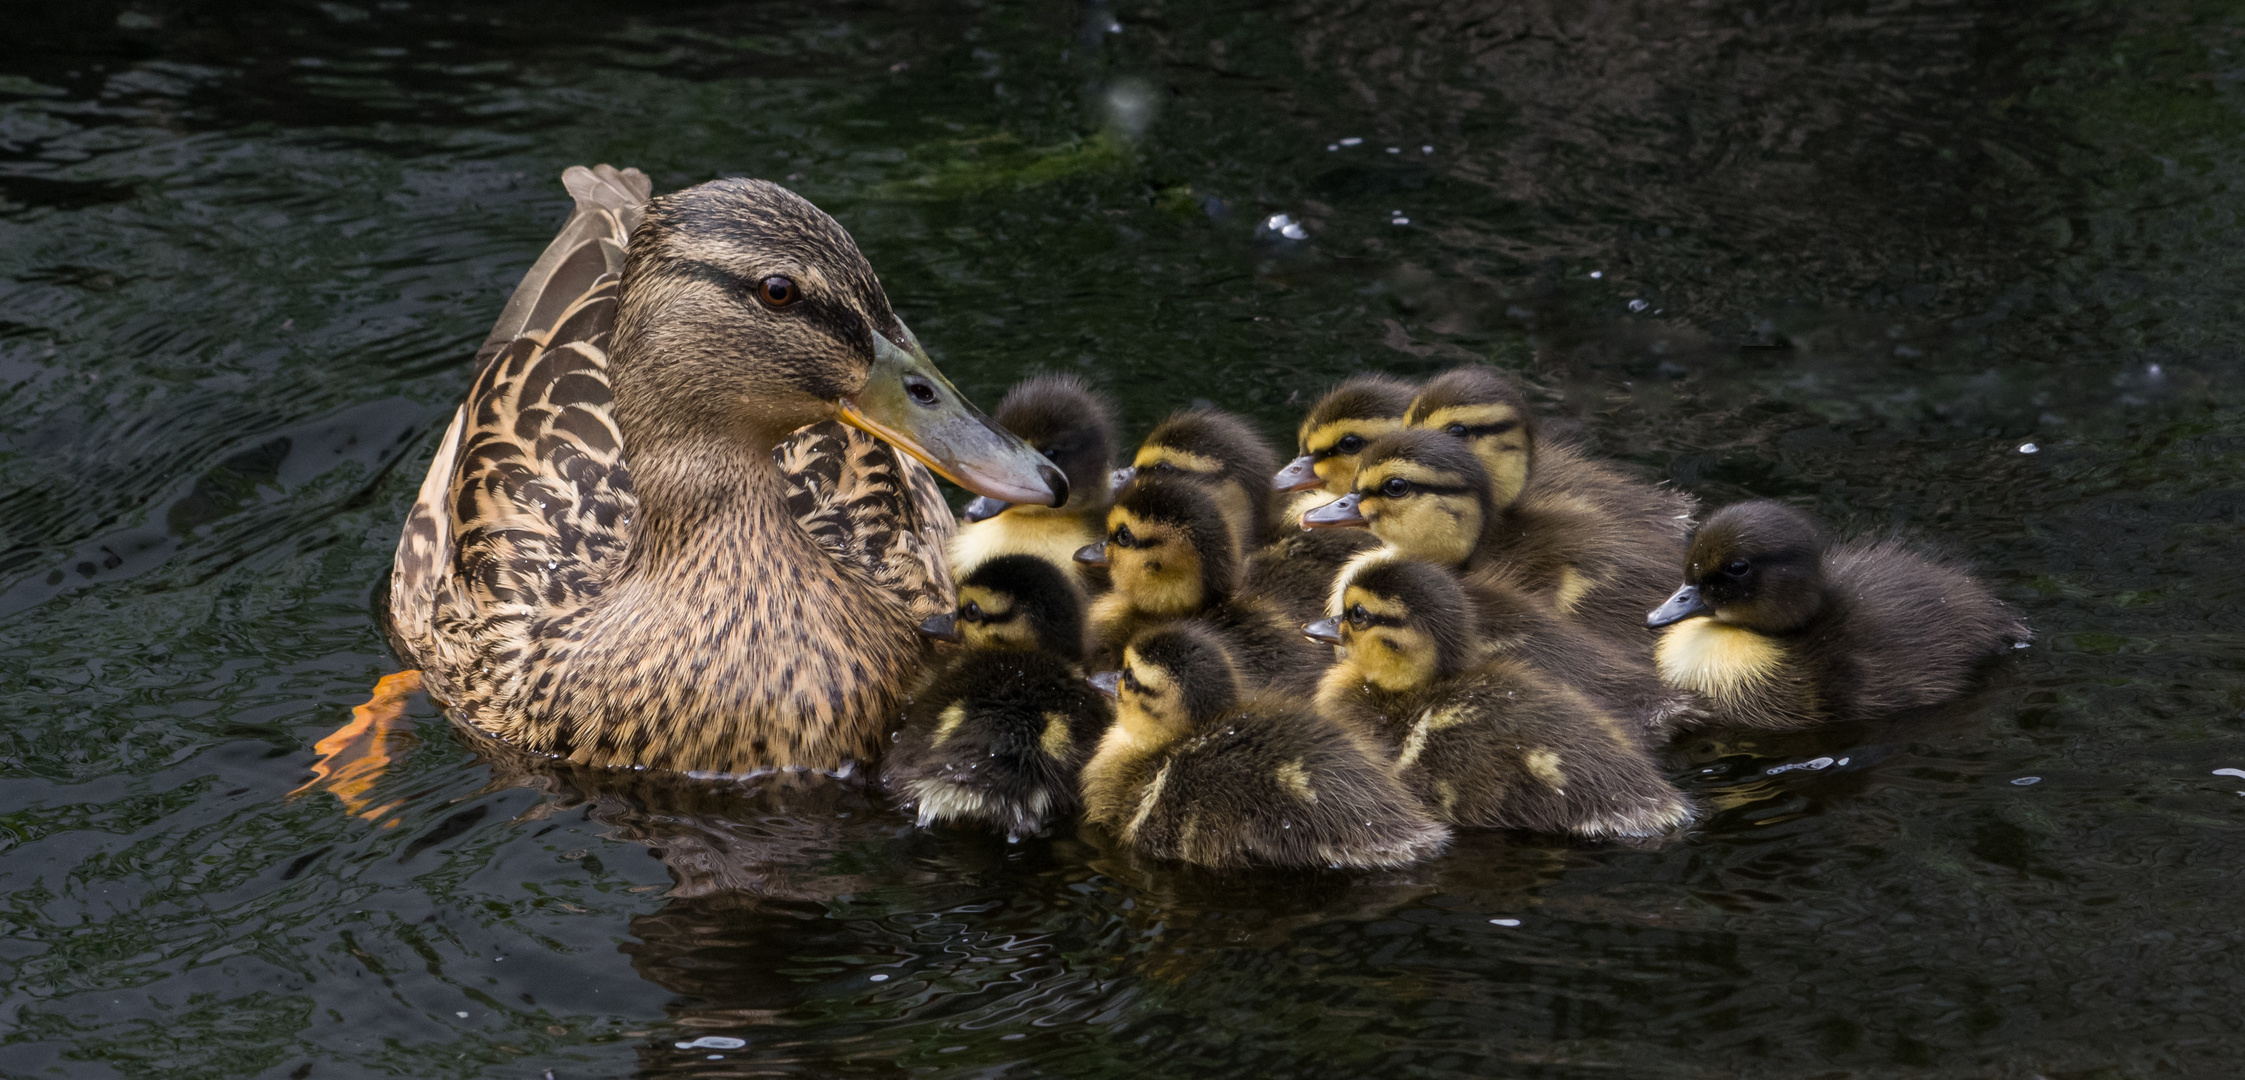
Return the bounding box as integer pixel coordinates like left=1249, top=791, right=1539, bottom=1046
left=1111, top=408, right=1279, bottom=539
left=1274, top=374, right=1419, bottom=496
left=1303, top=554, right=1478, bottom=691
left=1075, top=479, right=1240, bottom=617
left=1648, top=500, right=1830, bottom=634
left=962, top=374, right=1120, bottom=522
left=609, top=179, right=1061, bottom=505
left=1301, top=429, right=1493, bottom=569
left=1087, top=623, right=1241, bottom=742
left=1405, top=367, right=1537, bottom=507
left=917, top=554, right=1087, bottom=654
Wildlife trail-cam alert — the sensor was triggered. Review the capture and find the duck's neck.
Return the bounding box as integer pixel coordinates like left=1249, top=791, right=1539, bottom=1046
left=623, top=427, right=804, bottom=572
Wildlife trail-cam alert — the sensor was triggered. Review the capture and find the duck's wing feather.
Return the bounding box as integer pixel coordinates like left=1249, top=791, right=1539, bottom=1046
left=387, top=165, right=648, bottom=674
left=776, top=422, right=956, bottom=623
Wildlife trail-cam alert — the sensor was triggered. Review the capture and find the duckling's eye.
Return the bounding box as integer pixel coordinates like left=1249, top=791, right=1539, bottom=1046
left=1121, top=669, right=1142, bottom=693
left=962, top=600, right=984, bottom=622
left=1114, top=525, right=1136, bottom=548
left=1381, top=477, right=1413, bottom=498
left=1348, top=604, right=1370, bottom=628
left=1445, top=423, right=1468, bottom=437
left=1336, top=434, right=1365, bottom=454
left=1150, top=462, right=1178, bottom=475
left=1724, top=559, right=1751, bottom=576
left=757, top=275, right=801, bottom=308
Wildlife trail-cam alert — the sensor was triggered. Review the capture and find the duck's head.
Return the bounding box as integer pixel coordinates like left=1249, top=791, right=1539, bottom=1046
left=1109, top=407, right=1278, bottom=540
left=961, top=374, right=1120, bottom=523
left=917, top=553, right=1087, bottom=654
left=1303, top=553, right=1478, bottom=691
left=1301, top=429, right=1493, bottom=569
left=1405, top=367, right=1537, bottom=507
left=610, top=178, right=1063, bottom=506
left=1648, top=500, right=1830, bottom=634
left=1074, top=479, right=1239, bottom=617
left=1087, top=623, right=1240, bottom=743
left=1273, top=374, right=1419, bottom=496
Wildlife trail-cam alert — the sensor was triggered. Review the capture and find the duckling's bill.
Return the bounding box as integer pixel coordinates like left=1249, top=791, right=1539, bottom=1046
left=836, top=331, right=1067, bottom=507
left=917, top=611, right=963, bottom=642
left=1646, top=584, right=1713, bottom=628
left=1272, top=454, right=1323, bottom=492
left=1087, top=670, right=1122, bottom=698
left=1301, top=616, right=1345, bottom=646
left=1300, top=492, right=1367, bottom=528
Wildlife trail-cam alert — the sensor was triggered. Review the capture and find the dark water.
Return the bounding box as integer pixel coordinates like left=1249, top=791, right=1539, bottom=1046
left=3, top=1, right=2242, bottom=1076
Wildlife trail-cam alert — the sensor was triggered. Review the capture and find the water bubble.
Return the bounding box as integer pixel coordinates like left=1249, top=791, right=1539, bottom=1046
left=1588, top=270, right=1603, bottom=279
left=2213, top=768, right=2245, bottom=780
left=1326, top=143, right=1338, bottom=151
left=456, top=1011, right=470, bottom=1018
left=2019, top=442, right=2039, bottom=454
left=1339, top=136, right=1363, bottom=146
left=2147, top=363, right=2164, bottom=377
left=1766, top=756, right=1835, bottom=775
left=1628, top=299, right=1649, bottom=312
left=1386, top=146, right=1401, bottom=154
left=1421, top=144, right=1434, bottom=154
left=680, top=1036, right=747, bottom=1050
left=2011, top=776, right=2041, bottom=786
left=869, top=973, right=890, bottom=982
left=1102, top=78, right=1158, bottom=138
left=1107, top=21, right=1122, bottom=32
left=1391, top=216, right=1411, bottom=226
left=1489, top=918, right=1521, bottom=926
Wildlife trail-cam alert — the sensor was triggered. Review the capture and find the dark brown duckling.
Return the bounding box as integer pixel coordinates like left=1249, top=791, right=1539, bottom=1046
left=1402, top=367, right=1694, bottom=637
left=1645, top=500, right=2028, bottom=730
left=1081, top=623, right=1451, bottom=870
left=1075, top=479, right=1330, bottom=696
left=883, top=555, right=1113, bottom=839
left=949, top=374, right=1121, bottom=583
left=1308, top=556, right=1694, bottom=838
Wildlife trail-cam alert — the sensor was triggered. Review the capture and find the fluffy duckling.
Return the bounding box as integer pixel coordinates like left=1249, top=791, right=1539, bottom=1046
left=1112, top=406, right=1282, bottom=544
left=948, top=374, right=1120, bottom=581
left=1645, top=500, right=2027, bottom=730
left=883, top=555, right=1113, bottom=839
left=1402, top=367, right=1693, bottom=636
left=1308, top=556, right=1694, bottom=839
left=1304, top=429, right=1670, bottom=642
left=1273, top=374, right=1421, bottom=499
left=1076, top=479, right=1330, bottom=696
left=1082, top=623, right=1450, bottom=870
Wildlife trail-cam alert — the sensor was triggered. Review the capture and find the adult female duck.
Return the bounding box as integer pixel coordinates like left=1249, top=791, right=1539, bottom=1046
left=383, top=165, right=1062, bottom=776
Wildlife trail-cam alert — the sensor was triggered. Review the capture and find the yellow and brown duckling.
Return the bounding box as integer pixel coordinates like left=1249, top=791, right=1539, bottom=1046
left=1112, top=406, right=1283, bottom=544
left=1402, top=366, right=1693, bottom=638
left=1308, top=556, right=1695, bottom=839
left=1076, top=478, right=1330, bottom=696
left=1081, top=623, right=1451, bottom=870
left=883, top=555, right=1112, bottom=839
left=1273, top=373, right=1421, bottom=499
left=1645, top=500, right=2027, bottom=730
left=948, top=374, right=1121, bottom=582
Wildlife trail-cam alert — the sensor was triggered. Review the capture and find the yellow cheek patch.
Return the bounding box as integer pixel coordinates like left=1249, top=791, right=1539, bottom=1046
left=1133, top=445, right=1223, bottom=476
left=930, top=702, right=968, bottom=748
left=1656, top=617, right=1789, bottom=698
left=1524, top=748, right=1567, bottom=793
left=1368, top=497, right=1478, bottom=567
left=1039, top=712, right=1074, bottom=758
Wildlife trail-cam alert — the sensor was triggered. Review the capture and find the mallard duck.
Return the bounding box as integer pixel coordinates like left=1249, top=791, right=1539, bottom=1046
left=1307, top=555, right=1694, bottom=838
left=883, top=555, right=1111, bottom=838
left=1271, top=373, right=1419, bottom=498
left=1303, top=428, right=1673, bottom=643
left=1645, top=500, right=2027, bottom=729
left=1075, top=478, right=1330, bottom=695
left=1400, top=366, right=1694, bottom=638
left=383, top=165, right=1064, bottom=775
left=948, top=374, right=1120, bottom=582
left=1081, top=623, right=1450, bottom=870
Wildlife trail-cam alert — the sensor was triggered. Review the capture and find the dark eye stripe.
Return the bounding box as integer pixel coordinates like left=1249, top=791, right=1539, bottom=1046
left=1369, top=481, right=1474, bottom=497
left=1450, top=421, right=1521, bottom=437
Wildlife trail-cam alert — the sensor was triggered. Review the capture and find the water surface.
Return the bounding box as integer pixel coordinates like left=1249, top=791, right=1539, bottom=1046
left=3, top=1, right=2243, bottom=1077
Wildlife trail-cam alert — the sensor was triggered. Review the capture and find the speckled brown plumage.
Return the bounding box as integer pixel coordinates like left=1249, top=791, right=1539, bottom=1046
left=388, top=165, right=965, bottom=775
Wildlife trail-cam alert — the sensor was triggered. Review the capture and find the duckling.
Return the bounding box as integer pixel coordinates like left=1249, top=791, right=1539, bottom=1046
left=1402, top=366, right=1694, bottom=637
left=1075, top=478, right=1330, bottom=696
left=1308, top=555, right=1694, bottom=839
left=883, top=555, right=1112, bottom=839
left=1645, top=500, right=2027, bottom=730
left=1304, top=429, right=1673, bottom=643
left=1112, top=406, right=1282, bottom=544
left=1081, top=623, right=1450, bottom=870
left=948, top=374, right=1121, bottom=582
left=1273, top=373, right=1421, bottom=499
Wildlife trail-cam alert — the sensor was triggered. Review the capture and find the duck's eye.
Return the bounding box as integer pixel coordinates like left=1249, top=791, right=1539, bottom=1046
left=905, top=378, right=938, bottom=406
left=1336, top=434, right=1365, bottom=454
left=962, top=600, right=983, bottom=622
left=1114, top=525, right=1136, bottom=548
left=1724, top=559, right=1751, bottom=576
left=757, top=275, right=800, bottom=308
left=1348, top=604, right=1370, bottom=628
left=1445, top=423, right=1468, bottom=437
left=1381, top=477, right=1412, bottom=498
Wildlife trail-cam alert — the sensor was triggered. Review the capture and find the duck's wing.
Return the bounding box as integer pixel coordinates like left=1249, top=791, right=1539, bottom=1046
left=776, top=421, right=956, bottom=623
left=387, top=165, right=650, bottom=675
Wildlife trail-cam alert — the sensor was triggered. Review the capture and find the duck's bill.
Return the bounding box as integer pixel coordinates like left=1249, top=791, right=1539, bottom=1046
left=1087, top=670, right=1122, bottom=699
left=1272, top=454, right=1325, bottom=493
left=961, top=496, right=1010, bottom=522
left=838, top=331, right=1066, bottom=507
left=917, top=611, right=962, bottom=643
left=1646, top=584, right=1712, bottom=628
left=1073, top=540, right=1110, bottom=567
left=1299, top=492, right=1367, bottom=529
left=1301, top=616, right=1344, bottom=646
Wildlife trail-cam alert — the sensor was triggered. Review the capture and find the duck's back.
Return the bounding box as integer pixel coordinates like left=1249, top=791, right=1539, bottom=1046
left=1814, top=539, right=2024, bottom=720
left=1119, top=701, right=1449, bottom=870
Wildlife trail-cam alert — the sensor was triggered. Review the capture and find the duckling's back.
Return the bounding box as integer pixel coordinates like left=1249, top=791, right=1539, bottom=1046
left=1814, top=537, right=2025, bottom=719
left=1115, top=698, right=1450, bottom=870
left=883, top=650, right=1112, bottom=839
